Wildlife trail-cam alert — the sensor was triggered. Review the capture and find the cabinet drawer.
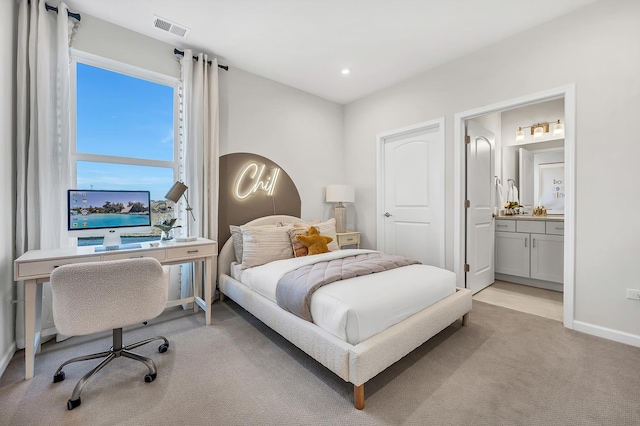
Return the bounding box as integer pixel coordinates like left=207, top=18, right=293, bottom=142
left=546, top=222, right=565, bottom=235
left=339, top=234, right=360, bottom=245
left=495, top=220, right=516, bottom=232
left=516, top=221, right=545, bottom=234
left=166, top=244, right=217, bottom=261
left=103, top=250, right=166, bottom=262
left=17, top=255, right=102, bottom=279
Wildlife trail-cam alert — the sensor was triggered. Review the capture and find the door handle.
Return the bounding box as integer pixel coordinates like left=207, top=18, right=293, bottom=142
left=384, top=212, right=392, bottom=217
left=524, top=238, right=527, bottom=248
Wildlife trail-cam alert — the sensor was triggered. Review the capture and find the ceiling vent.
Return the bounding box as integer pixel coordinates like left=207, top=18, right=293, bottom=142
left=153, top=15, right=190, bottom=39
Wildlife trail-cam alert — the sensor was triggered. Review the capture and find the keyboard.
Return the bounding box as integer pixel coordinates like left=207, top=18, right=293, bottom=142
left=94, top=243, right=143, bottom=252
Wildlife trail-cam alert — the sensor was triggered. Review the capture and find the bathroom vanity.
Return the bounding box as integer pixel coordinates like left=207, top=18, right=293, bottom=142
left=495, top=215, right=564, bottom=292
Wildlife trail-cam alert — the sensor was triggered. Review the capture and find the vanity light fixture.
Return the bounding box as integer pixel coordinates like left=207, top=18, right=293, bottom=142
left=515, top=119, right=563, bottom=141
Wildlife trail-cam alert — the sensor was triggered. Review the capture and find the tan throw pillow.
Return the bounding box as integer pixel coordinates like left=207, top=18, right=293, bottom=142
left=240, top=224, right=294, bottom=269
left=314, top=218, right=339, bottom=251
left=288, top=227, right=310, bottom=257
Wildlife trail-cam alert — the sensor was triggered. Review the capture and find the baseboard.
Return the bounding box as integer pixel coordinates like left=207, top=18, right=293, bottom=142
left=573, top=320, right=640, bottom=348
left=0, top=342, right=17, bottom=379
left=495, top=273, right=563, bottom=292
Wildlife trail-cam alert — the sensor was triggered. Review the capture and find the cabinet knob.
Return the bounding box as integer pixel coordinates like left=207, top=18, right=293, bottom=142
left=384, top=212, right=392, bottom=217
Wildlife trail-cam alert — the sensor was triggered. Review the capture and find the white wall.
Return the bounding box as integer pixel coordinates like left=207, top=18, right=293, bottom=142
left=344, top=0, right=640, bottom=339
left=73, top=14, right=180, bottom=79
left=0, top=0, right=17, bottom=373
left=219, top=67, right=344, bottom=221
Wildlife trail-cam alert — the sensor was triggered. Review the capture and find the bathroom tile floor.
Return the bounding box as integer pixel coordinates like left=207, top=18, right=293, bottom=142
left=473, top=280, right=563, bottom=322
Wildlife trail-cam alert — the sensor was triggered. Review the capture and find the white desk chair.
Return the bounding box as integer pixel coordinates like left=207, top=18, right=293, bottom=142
left=50, top=257, right=170, bottom=410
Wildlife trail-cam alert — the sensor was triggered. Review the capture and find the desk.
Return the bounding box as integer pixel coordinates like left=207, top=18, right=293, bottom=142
left=14, top=238, right=217, bottom=380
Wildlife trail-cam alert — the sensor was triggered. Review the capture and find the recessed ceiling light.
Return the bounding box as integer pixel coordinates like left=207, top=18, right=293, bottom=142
left=340, top=68, right=351, bottom=75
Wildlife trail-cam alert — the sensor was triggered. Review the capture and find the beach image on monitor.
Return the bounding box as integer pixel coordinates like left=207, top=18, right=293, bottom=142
left=68, top=190, right=151, bottom=230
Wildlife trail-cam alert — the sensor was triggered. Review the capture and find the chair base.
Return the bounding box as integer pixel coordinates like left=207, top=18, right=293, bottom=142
left=53, top=328, right=169, bottom=410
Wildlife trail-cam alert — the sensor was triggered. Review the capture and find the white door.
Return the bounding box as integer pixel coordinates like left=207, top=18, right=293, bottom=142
left=466, top=120, right=495, bottom=293
left=378, top=121, right=444, bottom=267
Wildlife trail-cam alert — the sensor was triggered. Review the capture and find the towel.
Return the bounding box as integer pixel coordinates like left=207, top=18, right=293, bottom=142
left=506, top=181, right=519, bottom=204
left=495, top=181, right=503, bottom=209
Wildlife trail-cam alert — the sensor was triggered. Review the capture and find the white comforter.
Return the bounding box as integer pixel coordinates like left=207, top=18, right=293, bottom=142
left=231, top=249, right=456, bottom=345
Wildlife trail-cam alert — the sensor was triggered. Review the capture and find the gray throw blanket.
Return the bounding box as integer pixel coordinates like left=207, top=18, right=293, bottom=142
left=275, top=252, right=420, bottom=322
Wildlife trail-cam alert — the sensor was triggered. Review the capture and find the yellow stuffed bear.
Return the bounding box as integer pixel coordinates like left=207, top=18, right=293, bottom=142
left=295, top=226, right=333, bottom=255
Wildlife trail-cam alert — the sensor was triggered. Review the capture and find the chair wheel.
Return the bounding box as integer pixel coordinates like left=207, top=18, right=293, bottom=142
left=53, top=371, right=65, bottom=383
left=158, top=343, right=169, bottom=353
left=67, top=397, right=81, bottom=410
left=145, top=373, right=157, bottom=383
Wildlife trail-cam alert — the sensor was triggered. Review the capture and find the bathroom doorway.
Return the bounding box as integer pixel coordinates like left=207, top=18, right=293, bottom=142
left=453, top=85, right=575, bottom=329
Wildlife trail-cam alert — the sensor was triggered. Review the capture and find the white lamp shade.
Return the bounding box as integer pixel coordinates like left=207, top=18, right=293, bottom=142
left=325, top=184, right=355, bottom=203
left=515, top=128, right=525, bottom=142
left=533, top=125, right=544, bottom=140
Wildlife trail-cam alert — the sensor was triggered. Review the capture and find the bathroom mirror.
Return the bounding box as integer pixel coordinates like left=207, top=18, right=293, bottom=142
left=536, top=162, right=565, bottom=214
left=518, top=146, right=564, bottom=214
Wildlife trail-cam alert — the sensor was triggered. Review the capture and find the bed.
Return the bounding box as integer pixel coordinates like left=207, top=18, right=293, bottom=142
left=217, top=215, right=472, bottom=409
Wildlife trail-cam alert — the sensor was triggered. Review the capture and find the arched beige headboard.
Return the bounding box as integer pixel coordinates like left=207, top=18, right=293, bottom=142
left=218, top=153, right=301, bottom=251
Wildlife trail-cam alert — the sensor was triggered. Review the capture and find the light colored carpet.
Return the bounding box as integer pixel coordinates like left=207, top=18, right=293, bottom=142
left=1, top=299, right=639, bottom=425
left=473, top=280, right=563, bottom=321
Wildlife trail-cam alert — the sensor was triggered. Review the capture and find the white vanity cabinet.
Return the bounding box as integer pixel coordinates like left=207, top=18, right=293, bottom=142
left=495, top=218, right=564, bottom=290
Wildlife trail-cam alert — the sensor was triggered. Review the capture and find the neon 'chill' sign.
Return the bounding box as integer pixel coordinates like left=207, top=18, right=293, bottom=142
left=234, top=162, right=280, bottom=199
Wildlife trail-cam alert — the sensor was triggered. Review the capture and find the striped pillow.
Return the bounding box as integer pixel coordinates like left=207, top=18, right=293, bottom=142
left=240, top=224, right=294, bottom=269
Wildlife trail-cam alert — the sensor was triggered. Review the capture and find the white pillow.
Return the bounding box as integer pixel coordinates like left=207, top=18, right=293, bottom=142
left=240, top=224, right=294, bottom=269
left=229, top=225, right=244, bottom=264
left=314, top=218, right=339, bottom=251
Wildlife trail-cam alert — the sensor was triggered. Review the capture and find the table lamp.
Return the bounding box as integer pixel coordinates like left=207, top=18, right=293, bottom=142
left=165, top=181, right=197, bottom=241
left=325, top=184, right=355, bottom=233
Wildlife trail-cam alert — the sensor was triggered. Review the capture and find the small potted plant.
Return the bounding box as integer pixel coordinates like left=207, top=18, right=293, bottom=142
left=155, top=218, right=181, bottom=241
left=503, top=201, right=520, bottom=215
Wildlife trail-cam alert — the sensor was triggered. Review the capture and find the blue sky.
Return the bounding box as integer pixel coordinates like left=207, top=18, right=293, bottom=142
left=76, top=63, right=174, bottom=200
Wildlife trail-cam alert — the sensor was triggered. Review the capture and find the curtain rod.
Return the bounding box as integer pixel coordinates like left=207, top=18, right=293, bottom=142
left=45, top=3, right=81, bottom=21
left=173, top=49, right=229, bottom=71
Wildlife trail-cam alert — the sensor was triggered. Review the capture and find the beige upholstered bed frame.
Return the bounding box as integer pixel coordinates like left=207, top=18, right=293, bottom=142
left=217, top=215, right=472, bottom=409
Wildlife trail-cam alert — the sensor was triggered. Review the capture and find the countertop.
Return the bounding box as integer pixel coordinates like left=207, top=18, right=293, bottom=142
left=496, top=215, right=564, bottom=222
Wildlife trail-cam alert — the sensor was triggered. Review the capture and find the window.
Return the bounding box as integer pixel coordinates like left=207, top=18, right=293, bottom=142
left=71, top=52, right=180, bottom=245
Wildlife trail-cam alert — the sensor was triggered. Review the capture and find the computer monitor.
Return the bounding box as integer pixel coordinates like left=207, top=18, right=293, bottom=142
left=67, top=189, right=152, bottom=247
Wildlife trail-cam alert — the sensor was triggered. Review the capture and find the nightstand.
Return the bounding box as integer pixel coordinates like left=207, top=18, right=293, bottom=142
left=336, top=231, right=360, bottom=249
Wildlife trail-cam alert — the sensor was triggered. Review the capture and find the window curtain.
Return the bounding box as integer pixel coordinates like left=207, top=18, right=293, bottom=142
left=15, top=0, right=78, bottom=348
left=178, top=51, right=220, bottom=303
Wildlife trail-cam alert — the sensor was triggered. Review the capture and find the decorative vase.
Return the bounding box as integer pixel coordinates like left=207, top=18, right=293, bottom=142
left=161, top=228, right=175, bottom=241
